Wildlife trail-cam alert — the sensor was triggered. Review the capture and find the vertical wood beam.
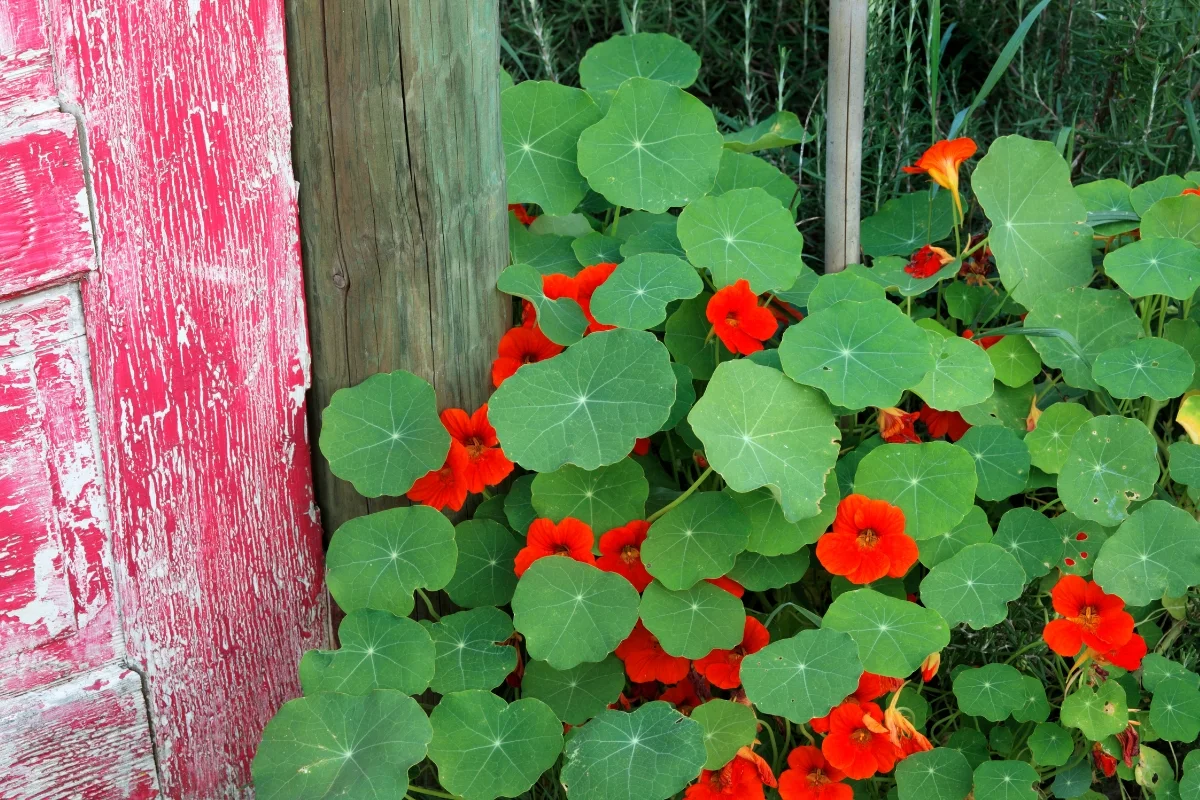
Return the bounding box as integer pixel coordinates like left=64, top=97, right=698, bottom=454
left=286, top=0, right=511, bottom=536
left=824, top=0, right=868, bottom=273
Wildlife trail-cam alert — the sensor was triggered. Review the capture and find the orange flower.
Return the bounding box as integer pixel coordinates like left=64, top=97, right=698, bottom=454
left=513, top=517, right=596, bottom=576
left=440, top=404, right=513, bottom=493
left=903, top=245, right=954, bottom=279
left=509, top=203, right=536, bottom=225
left=632, top=437, right=652, bottom=456
left=854, top=672, right=907, bottom=702
left=706, top=280, right=778, bottom=355
left=1090, top=633, right=1147, bottom=671
left=615, top=620, right=690, bottom=683
left=1093, top=742, right=1118, bottom=778
left=707, top=576, right=746, bottom=598
left=902, top=138, right=978, bottom=218
left=821, top=701, right=900, bottom=779
left=406, top=440, right=471, bottom=512
left=1041, top=575, right=1135, bottom=658
left=1182, top=188, right=1200, bottom=197
left=542, top=272, right=579, bottom=301
left=816, top=495, right=918, bottom=584
left=596, top=520, right=653, bottom=592
left=574, top=263, right=618, bottom=334
left=920, top=652, right=941, bottom=683
left=778, top=746, right=852, bottom=800
left=520, top=299, right=538, bottom=327
left=685, top=753, right=771, bottom=800
left=695, top=617, right=771, bottom=689
left=883, top=690, right=932, bottom=756
left=660, top=679, right=704, bottom=715
left=492, top=326, right=564, bottom=387
left=962, top=329, right=1004, bottom=349
left=919, top=404, right=970, bottom=441
left=877, top=407, right=921, bottom=444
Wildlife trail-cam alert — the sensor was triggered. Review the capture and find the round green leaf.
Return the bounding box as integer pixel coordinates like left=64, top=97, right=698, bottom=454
left=987, top=335, right=1043, bottom=388
left=896, top=748, right=974, bottom=800
left=860, top=190, right=954, bottom=258
left=1141, top=194, right=1200, bottom=246
left=779, top=298, right=935, bottom=408
left=822, top=588, right=951, bottom=678
left=1026, top=402, right=1093, bottom=474
left=579, top=33, right=701, bottom=92
left=512, top=224, right=580, bottom=275
left=730, top=469, right=839, bottom=556
left=993, top=508, right=1063, bottom=579
left=806, top=267, right=887, bottom=313
left=505, top=474, right=536, bottom=535
left=531, top=458, right=649, bottom=535
left=1012, top=676, right=1052, bottom=724
left=1093, top=499, right=1200, bottom=606
left=299, top=610, right=434, bottom=697
left=1151, top=678, right=1200, bottom=743
left=252, top=690, right=431, bottom=800
left=1058, top=415, right=1159, bottom=526
left=490, top=328, right=675, bottom=472
left=320, top=370, right=449, bottom=498
left=590, top=253, right=704, bottom=329
left=973, top=136, right=1094, bottom=308
left=664, top=361, right=696, bottom=430
left=512, top=558, right=640, bottom=669
left=712, top=150, right=798, bottom=214
left=960, top=381, right=1035, bottom=431
left=429, top=691, right=564, bottom=800
left=973, top=760, right=1040, bottom=800
left=502, top=81, right=602, bottom=215
left=692, top=699, right=758, bottom=769
left=741, top=627, right=863, bottom=723
left=690, top=359, right=840, bottom=522
left=1092, top=337, right=1195, bottom=401
left=1184, top=769, right=1200, bottom=800
left=1144, top=655, right=1200, bottom=692
left=954, top=664, right=1027, bottom=722
left=920, top=543, right=1027, bottom=629
left=444, top=519, right=521, bottom=608
left=912, top=332, right=997, bottom=411
left=1132, top=175, right=1195, bottom=215
left=639, top=579, right=745, bottom=658
left=1051, top=764, right=1094, bottom=799
left=428, top=607, right=517, bottom=694
left=727, top=548, right=810, bottom=591
left=1051, top=512, right=1112, bottom=576
left=531, top=214, right=596, bottom=239
left=561, top=702, right=706, bottom=800
left=1029, top=722, right=1075, bottom=767
left=1103, top=237, right=1200, bottom=299
left=947, top=728, right=991, bottom=770
left=498, top=263, right=588, bottom=345
left=574, top=231, right=624, bottom=266
left=642, top=492, right=749, bottom=589
left=326, top=506, right=457, bottom=617
left=1061, top=680, right=1128, bottom=741
left=664, top=294, right=735, bottom=380
left=620, top=221, right=686, bottom=259
left=577, top=77, right=722, bottom=213
left=723, top=110, right=809, bottom=153
left=1076, top=178, right=1138, bottom=236
left=956, top=425, right=1031, bottom=501
left=1024, top=287, right=1141, bottom=390
left=853, top=441, right=979, bottom=540
left=677, top=187, right=806, bottom=293
left=523, top=656, right=625, bottom=726
left=917, top=505, right=993, bottom=568
left=868, top=255, right=959, bottom=298
left=1170, top=440, right=1200, bottom=487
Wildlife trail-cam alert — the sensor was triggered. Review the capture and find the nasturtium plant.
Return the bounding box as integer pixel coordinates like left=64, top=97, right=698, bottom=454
left=258, top=28, right=1200, bottom=800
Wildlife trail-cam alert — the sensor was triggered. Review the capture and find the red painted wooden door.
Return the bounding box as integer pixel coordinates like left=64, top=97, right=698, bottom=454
left=0, top=0, right=328, bottom=797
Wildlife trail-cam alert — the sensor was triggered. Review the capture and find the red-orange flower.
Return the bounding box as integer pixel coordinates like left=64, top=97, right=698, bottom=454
left=615, top=621, right=690, bottom=684
left=492, top=326, right=564, bottom=387
left=920, top=652, right=941, bottom=683
left=509, top=203, right=536, bottom=225
left=877, top=407, right=921, bottom=444
left=904, top=245, right=954, bottom=279
left=1091, top=633, right=1148, bottom=671
left=919, top=404, right=970, bottom=441
left=902, top=138, right=978, bottom=218
left=1041, top=575, right=1135, bottom=658
left=694, top=617, right=771, bottom=689
left=632, top=437, right=652, bottom=456
left=1093, top=742, right=1118, bottom=778
left=513, top=518, right=596, bottom=576
left=660, top=679, right=704, bottom=714
left=854, top=673, right=907, bottom=702
left=596, top=520, right=653, bottom=592
left=574, top=263, right=618, bottom=333
left=708, top=576, right=746, bottom=598
left=706, top=280, right=778, bottom=355
left=542, top=273, right=578, bottom=301
left=816, top=495, right=918, bottom=584
left=883, top=691, right=932, bottom=756
left=1182, top=188, right=1200, bottom=197
left=962, top=329, right=1004, bottom=349
left=778, top=746, right=852, bottom=800
left=821, top=701, right=900, bottom=779
left=407, top=440, right=471, bottom=512
left=686, top=753, right=771, bottom=800
left=440, top=404, right=513, bottom=493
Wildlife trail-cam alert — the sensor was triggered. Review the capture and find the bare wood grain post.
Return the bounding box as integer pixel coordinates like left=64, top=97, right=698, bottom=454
left=824, top=0, right=868, bottom=273
left=286, top=0, right=511, bottom=547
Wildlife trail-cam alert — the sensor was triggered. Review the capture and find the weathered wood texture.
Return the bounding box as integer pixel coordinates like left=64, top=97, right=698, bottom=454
left=286, top=0, right=511, bottom=537
left=824, top=0, right=868, bottom=273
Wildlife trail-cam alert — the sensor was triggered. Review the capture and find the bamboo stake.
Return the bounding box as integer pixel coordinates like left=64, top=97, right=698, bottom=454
left=824, top=0, right=868, bottom=273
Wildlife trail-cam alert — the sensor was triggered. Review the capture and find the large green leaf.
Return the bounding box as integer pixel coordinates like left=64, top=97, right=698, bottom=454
left=589, top=253, right=704, bottom=329
left=690, top=359, right=840, bottom=522
left=1023, top=287, right=1141, bottom=390
left=502, top=81, right=603, bottom=215
left=512, top=558, right=640, bottom=669
left=299, top=610, right=434, bottom=696
left=531, top=214, right=595, bottom=238
left=1141, top=194, right=1200, bottom=246
left=523, top=656, right=626, bottom=725
left=860, top=190, right=955, bottom=257
left=577, top=77, right=722, bottom=213
left=731, top=469, right=839, bottom=556
left=252, top=690, right=431, bottom=799
left=1132, top=175, right=1196, bottom=215
left=853, top=442, right=979, bottom=540
left=1061, top=680, right=1128, bottom=741
left=1076, top=178, right=1139, bottom=236
left=806, top=267, right=886, bottom=313
left=664, top=361, right=696, bottom=429
left=1103, top=237, right=1200, bottom=300
left=987, top=336, right=1043, bottom=388
left=320, top=371, right=449, bottom=498
left=917, top=505, right=993, bottom=568
left=325, top=506, right=457, bottom=617
left=1144, top=654, right=1200, bottom=692
left=531, top=458, right=648, bottom=535
left=723, top=110, right=809, bottom=153
left=642, top=492, right=749, bottom=590
left=579, top=33, right=701, bottom=92
left=1170, top=440, right=1200, bottom=486
left=497, top=263, right=588, bottom=345
left=973, top=761, right=1040, bottom=800
left=1150, top=677, right=1200, bottom=743
left=444, top=520, right=522, bottom=609
left=993, top=508, right=1063, bottom=579
left=953, top=664, right=1027, bottom=722
left=779, top=298, right=935, bottom=408
left=1165, top=319, right=1200, bottom=391
left=561, top=702, right=707, bottom=800
left=574, top=231, right=624, bottom=266
left=956, top=425, right=1031, bottom=501
left=1012, top=677, right=1051, bottom=724
left=639, top=580, right=745, bottom=658
left=822, top=588, right=951, bottom=678
left=912, top=332, right=997, bottom=411
left=868, top=255, right=959, bottom=298
left=741, top=627, right=863, bottom=722
left=960, top=381, right=1036, bottom=431
left=728, top=548, right=811, bottom=590
left=1058, top=415, right=1159, bottom=526
left=692, top=700, right=758, bottom=769
left=512, top=224, right=581, bottom=275
left=428, top=691, right=563, bottom=800
left=1028, top=722, right=1074, bottom=767
left=505, top=475, right=537, bottom=534
left=490, top=328, right=675, bottom=472
left=896, top=748, right=975, bottom=800
left=428, top=607, right=517, bottom=694
left=920, top=543, right=1027, bottom=629
left=1092, top=499, right=1200, bottom=606
left=1092, top=337, right=1195, bottom=401
left=712, top=150, right=799, bottom=215
left=973, top=135, right=1093, bottom=307
left=1026, top=403, right=1093, bottom=474
left=1051, top=513, right=1113, bottom=576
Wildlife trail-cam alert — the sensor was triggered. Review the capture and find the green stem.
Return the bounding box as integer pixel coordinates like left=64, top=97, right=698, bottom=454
left=609, top=204, right=623, bottom=237
left=416, top=588, right=442, bottom=621
left=1004, top=639, right=1047, bottom=665
left=647, top=467, right=713, bottom=524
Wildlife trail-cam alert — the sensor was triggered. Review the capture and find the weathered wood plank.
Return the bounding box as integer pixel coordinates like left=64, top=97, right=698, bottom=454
left=286, top=0, right=511, bottom=537
left=824, top=0, right=868, bottom=273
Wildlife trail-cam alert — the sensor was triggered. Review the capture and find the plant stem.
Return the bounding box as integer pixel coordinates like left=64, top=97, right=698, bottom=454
left=609, top=204, right=623, bottom=237
left=1003, top=639, right=1047, bottom=664
left=416, top=588, right=442, bottom=621
left=647, top=467, right=714, bottom=524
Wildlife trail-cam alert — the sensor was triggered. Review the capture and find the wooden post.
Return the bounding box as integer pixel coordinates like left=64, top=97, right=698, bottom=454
left=824, top=0, right=868, bottom=273
left=286, top=0, right=511, bottom=536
